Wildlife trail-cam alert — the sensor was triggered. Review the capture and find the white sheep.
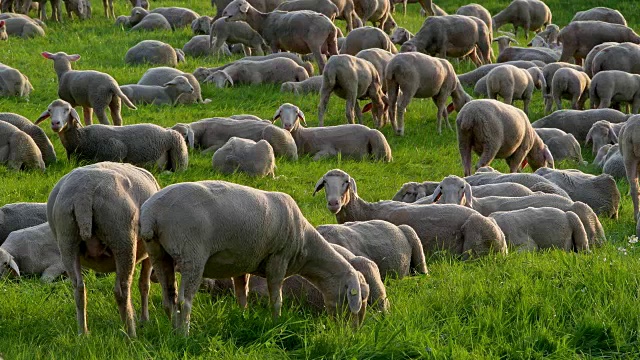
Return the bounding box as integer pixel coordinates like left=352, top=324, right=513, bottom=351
left=456, top=3, right=493, bottom=39
left=125, top=40, right=184, bottom=68
left=120, top=75, right=194, bottom=106
left=393, top=180, right=534, bottom=203
left=183, top=35, right=231, bottom=58
left=571, top=7, right=627, bottom=26
left=389, top=27, right=411, bottom=45
left=280, top=76, right=323, bottom=95
left=494, top=37, right=559, bottom=64
left=0, top=63, right=33, bottom=98
left=532, top=108, right=630, bottom=142
left=191, top=15, right=212, bottom=34
left=0, top=112, right=56, bottom=165
left=458, top=60, right=543, bottom=88
left=0, top=121, right=45, bottom=171
left=534, top=128, right=585, bottom=165
left=138, top=67, right=205, bottom=104
left=211, top=137, right=276, bottom=177
left=550, top=67, right=590, bottom=112
left=339, top=26, right=396, bottom=55
left=485, top=64, right=546, bottom=116
left=2, top=16, right=45, bottom=38
left=0, top=202, right=47, bottom=245
left=583, top=42, right=618, bottom=78
left=619, top=115, right=640, bottom=219
left=557, top=21, right=640, bottom=65
left=129, top=7, right=171, bottom=31
left=492, top=0, right=552, bottom=39
left=353, top=0, right=391, bottom=30
left=603, top=144, right=625, bottom=179
left=150, top=7, right=200, bottom=29
left=209, top=17, right=267, bottom=56
left=541, top=62, right=585, bottom=114
left=193, top=52, right=314, bottom=81
left=590, top=70, right=640, bottom=114
left=354, top=48, right=394, bottom=92
left=591, top=42, right=640, bottom=76
left=204, top=58, right=309, bottom=88
left=275, top=0, right=339, bottom=20
left=585, top=120, right=623, bottom=154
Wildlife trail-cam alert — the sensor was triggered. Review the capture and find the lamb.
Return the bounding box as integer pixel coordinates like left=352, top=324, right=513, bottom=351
left=129, top=8, right=172, bottom=31
left=0, top=223, right=66, bottom=282
left=317, top=54, right=387, bottom=128
left=339, top=26, right=396, bottom=55
left=316, top=220, right=427, bottom=279
left=355, top=48, right=393, bottom=92
left=139, top=180, right=370, bottom=334
left=204, top=58, right=309, bottom=88
left=535, top=167, right=621, bottom=218
left=0, top=113, right=56, bottom=165
left=193, top=53, right=314, bottom=81
left=274, top=103, right=392, bottom=161
left=353, top=0, right=391, bottom=30
left=211, top=137, right=276, bottom=177
left=571, top=7, right=627, bottom=26
left=222, top=0, right=339, bottom=73
left=36, top=99, right=188, bottom=171
left=389, top=27, right=411, bottom=45
left=534, top=128, right=585, bottom=164
left=591, top=43, right=640, bottom=76
left=275, top=0, right=339, bottom=20
left=583, top=42, right=618, bottom=77
left=209, top=17, right=267, bottom=56
left=183, top=35, right=231, bottom=57
left=150, top=7, right=199, bottom=29
left=602, top=144, right=625, bottom=179
left=494, top=36, right=559, bottom=64
left=489, top=208, right=589, bottom=252
left=47, top=162, right=160, bottom=337
left=457, top=60, right=543, bottom=87
left=464, top=167, right=571, bottom=199
left=557, top=21, right=640, bottom=65
left=0, top=63, right=33, bottom=98
left=212, top=0, right=285, bottom=20
left=541, top=62, right=585, bottom=113
left=120, top=76, right=194, bottom=106
left=492, top=0, right=552, bottom=40
left=170, top=118, right=298, bottom=159
left=138, top=67, right=204, bottom=104
left=386, top=52, right=471, bottom=135
left=585, top=120, right=624, bottom=154
left=280, top=76, right=323, bottom=95
left=549, top=67, right=590, bottom=112
left=392, top=181, right=439, bottom=202
left=590, top=70, right=640, bottom=114
left=531, top=108, right=629, bottom=141
left=0, top=202, right=47, bottom=245
left=313, top=169, right=508, bottom=258
left=2, top=16, right=45, bottom=38
left=485, top=64, right=546, bottom=115
left=456, top=3, right=493, bottom=39
left=191, top=15, right=212, bottom=34
left=0, top=121, right=45, bottom=171
left=0, top=20, right=6, bottom=41
left=615, top=115, right=640, bottom=218
left=125, top=40, right=184, bottom=67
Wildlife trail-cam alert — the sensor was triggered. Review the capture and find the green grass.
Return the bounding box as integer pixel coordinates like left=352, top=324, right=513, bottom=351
left=1, top=0, right=640, bottom=358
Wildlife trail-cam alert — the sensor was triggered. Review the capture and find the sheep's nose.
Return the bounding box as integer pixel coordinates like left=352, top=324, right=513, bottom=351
left=328, top=200, right=339, bottom=207
left=53, top=121, right=61, bottom=126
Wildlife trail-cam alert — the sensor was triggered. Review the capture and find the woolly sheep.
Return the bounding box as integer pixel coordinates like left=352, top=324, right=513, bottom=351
left=541, top=62, right=585, bottom=113
left=557, top=21, right=640, bottom=64
left=274, top=103, right=392, bottom=161
left=492, top=0, right=551, bottom=39
left=313, top=169, right=508, bottom=258
left=583, top=42, right=618, bottom=78
left=386, top=52, right=471, bottom=136
left=456, top=3, right=492, bottom=39
left=494, top=40, right=559, bottom=64
left=47, top=162, right=160, bottom=337
left=36, top=99, right=188, bottom=171
left=139, top=180, right=370, bottom=334
left=389, top=27, right=411, bottom=45
left=204, top=58, right=309, bottom=88
left=275, top=0, right=339, bottom=20
left=212, top=0, right=284, bottom=20
left=392, top=181, right=439, bottom=202
left=63, top=0, right=91, bottom=20
left=531, top=108, right=629, bottom=141
left=0, top=121, right=45, bottom=171
left=0, top=202, right=47, bottom=245
left=615, top=115, right=640, bottom=218
left=458, top=60, right=543, bottom=87
left=329, top=0, right=361, bottom=32
left=396, top=180, right=534, bottom=203
left=211, top=137, right=275, bottom=177
left=464, top=167, right=570, bottom=199
left=602, top=144, right=625, bottom=179
left=535, top=128, right=585, bottom=164
left=355, top=48, right=393, bottom=91
left=353, top=0, right=391, bottom=30
left=591, top=42, right=640, bottom=76
left=130, top=9, right=172, bottom=31
left=590, top=70, right=640, bottom=113
left=194, top=53, right=314, bottom=81
left=594, top=143, right=613, bottom=168
left=2, top=16, right=45, bottom=38
left=150, top=7, right=199, bottom=29
left=585, top=120, right=624, bottom=154
left=120, top=75, right=194, bottom=106
left=457, top=99, right=554, bottom=176
left=183, top=35, right=231, bottom=57
left=0, top=113, right=56, bottom=165
left=280, top=76, right=322, bottom=95
left=0, top=223, right=65, bottom=282
left=138, top=67, right=204, bottom=104
left=485, top=64, right=545, bottom=115
left=572, top=7, right=627, bottom=26
left=125, top=40, right=183, bottom=67
left=549, top=67, right=590, bottom=112
left=209, top=17, right=267, bottom=56
left=191, top=15, right=211, bottom=34
left=0, top=63, right=33, bottom=98
left=339, top=26, right=396, bottom=55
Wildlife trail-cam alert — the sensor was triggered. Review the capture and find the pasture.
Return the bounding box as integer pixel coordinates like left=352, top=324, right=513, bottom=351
left=1, top=0, right=639, bottom=358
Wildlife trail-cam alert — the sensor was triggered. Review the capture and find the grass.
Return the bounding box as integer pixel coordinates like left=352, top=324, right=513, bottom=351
left=1, top=0, right=640, bottom=358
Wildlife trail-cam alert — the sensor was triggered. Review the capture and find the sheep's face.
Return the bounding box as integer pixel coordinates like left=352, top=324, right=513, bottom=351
left=433, top=176, right=472, bottom=207
left=400, top=41, right=417, bottom=53
left=382, top=17, right=396, bottom=34
left=390, top=27, right=409, bottom=45
left=206, top=71, right=233, bottom=88
left=313, top=170, right=357, bottom=214
left=191, top=16, right=211, bottom=34
left=170, top=123, right=194, bottom=149
left=273, top=103, right=306, bottom=132
left=0, top=248, right=19, bottom=278
left=526, top=144, right=555, bottom=171
left=394, top=183, right=420, bottom=202
left=586, top=122, right=618, bottom=154
left=130, top=7, right=148, bottom=23
left=165, top=76, right=194, bottom=95
left=193, top=67, right=212, bottom=82
left=35, top=99, right=81, bottom=133
left=324, top=271, right=368, bottom=328
left=222, top=0, right=250, bottom=22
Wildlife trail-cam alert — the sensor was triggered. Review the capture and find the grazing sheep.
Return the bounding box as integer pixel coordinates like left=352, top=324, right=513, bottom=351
left=535, top=128, right=585, bottom=164
left=492, top=0, right=552, bottom=40
left=209, top=17, right=267, bottom=56
left=0, top=113, right=56, bottom=165
left=63, top=0, right=91, bottom=20
left=495, top=42, right=559, bottom=64
left=583, top=42, right=618, bottom=77
left=191, top=15, right=212, bottom=34
left=389, top=27, right=411, bottom=45
left=549, top=67, right=590, bottom=112
left=355, top=48, right=393, bottom=91
left=594, top=143, right=613, bottom=168
left=339, top=26, right=396, bottom=56
left=490, top=208, right=589, bottom=252
left=150, top=7, right=199, bottom=29
left=464, top=167, right=570, bottom=199
left=222, top=0, right=339, bottom=74
left=535, top=167, right=620, bottom=218
left=0, top=202, right=47, bottom=245
left=395, top=180, right=534, bottom=203
left=140, top=180, right=370, bottom=334
left=353, top=0, right=391, bottom=30
left=386, top=52, right=471, bottom=136
left=329, top=0, right=360, bottom=32
left=616, top=116, right=640, bottom=218
left=456, top=3, right=492, bottom=39
left=313, top=169, right=508, bottom=258
left=585, top=120, right=623, bottom=154
left=139, top=67, right=204, bottom=104
left=171, top=118, right=297, bottom=159
left=0, top=63, right=33, bottom=98
left=120, top=76, right=194, bottom=106
left=212, top=0, right=285, bottom=20
left=458, top=60, right=542, bottom=87
left=602, top=144, right=625, bottom=179
left=318, top=54, right=387, bottom=128
left=204, top=58, right=309, bottom=88
left=591, top=42, right=640, bottom=76
left=115, top=15, right=130, bottom=27
left=2, top=16, right=45, bottom=38
left=129, top=8, right=172, bottom=31
left=274, top=103, right=391, bottom=161
left=392, top=181, right=439, bottom=203
left=280, top=76, right=323, bottom=95
left=47, top=162, right=160, bottom=337
left=0, top=21, right=6, bottom=41
left=211, top=137, right=275, bottom=177
left=275, top=0, right=339, bottom=20
left=194, top=52, right=314, bottom=81
left=572, top=7, right=627, bottom=26
left=531, top=108, right=629, bottom=141
left=0, top=121, right=45, bottom=171
left=317, top=220, right=427, bottom=279
left=485, top=64, right=545, bottom=115
left=541, top=62, right=585, bottom=113
left=557, top=21, right=640, bottom=65
left=125, top=40, right=183, bottom=67
left=457, top=99, right=554, bottom=176
left=0, top=223, right=65, bottom=282
left=590, top=70, right=640, bottom=114
left=183, top=35, right=231, bottom=57
left=36, top=99, right=188, bottom=171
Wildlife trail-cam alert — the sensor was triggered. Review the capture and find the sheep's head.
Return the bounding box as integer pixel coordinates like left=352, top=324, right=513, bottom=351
left=115, top=15, right=130, bottom=27
left=323, top=269, right=368, bottom=328
left=594, top=143, right=613, bottom=167
left=170, top=123, right=195, bottom=149
left=400, top=41, right=417, bottom=53
left=363, top=73, right=388, bottom=128
left=0, top=248, right=20, bottom=278
left=492, top=36, right=517, bottom=51
left=392, top=182, right=423, bottom=202
left=382, top=15, right=396, bottom=34
left=165, top=75, right=194, bottom=95
left=193, top=67, right=213, bottom=82
left=525, top=142, right=554, bottom=171
left=349, top=256, right=389, bottom=313
left=390, top=27, right=411, bottom=45
left=527, top=67, right=546, bottom=90
left=175, top=48, right=186, bottom=63
left=41, top=51, right=81, bottom=69
left=586, top=120, right=618, bottom=154
left=35, top=99, right=82, bottom=133
left=191, top=16, right=212, bottom=34
left=222, top=0, right=251, bottom=22
left=313, top=169, right=357, bottom=214
left=432, top=175, right=473, bottom=207
left=273, top=103, right=306, bottom=131
left=205, top=71, right=233, bottom=88
left=130, top=7, right=148, bottom=24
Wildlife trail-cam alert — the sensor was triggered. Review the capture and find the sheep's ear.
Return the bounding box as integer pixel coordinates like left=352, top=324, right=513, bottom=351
left=347, top=177, right=358, bottom=195
left=362, top=103, right=373, bottom=113
left=609, top=126, right=619, bottom=143
left=446, top=102, right=455, bottom=113
left=35, top=110, right=50, bottom=124
left=297, top=109, right=307, bottom=126
left=272, top=106, right=282, bottom=122
left=223, top=72, right=234, bottom=87
left=8, top=258, right=20, bottom=278
left=187, top=128, right=195, bottom=149
left=432, top=185, right=442, bottom=202
left=67, top=54, right=81, bottom=62
left=346, top=275, right=363, bottom=316
left=464, top=183, right=473, bottom=207
left=509, top=37, right=517, bottom=44
left=239, top=1, right=250, bottom=13
left=70, top=108, right=83, bottom=127
left=163, top=79, right=177, bottom=87
left=585, top=127, right=593, bottom=144
left=543, top=146, right=554, bottom=168
left=41, top=52, right=54, bottom=59
left=312, top=177, right=325, bottom=196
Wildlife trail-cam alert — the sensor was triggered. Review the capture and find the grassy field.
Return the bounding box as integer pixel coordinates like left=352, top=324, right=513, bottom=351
left=1, top=0, right=640, bottom=358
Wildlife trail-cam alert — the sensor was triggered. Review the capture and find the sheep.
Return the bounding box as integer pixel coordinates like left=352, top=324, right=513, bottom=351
left=313, top=169, right=508, bottom=258
left=531, top=108, right=629, bottom=141
left=138, top=67, right=204, bottom=104
left=615, top=115, right=640, bottom=218
left=355, top=48, right=393, bottom=91
left=47, top=162, right=160, bottom=337
left=540, top=62, right=585, bottom=113
left=549, top=67, right=590, bottom=113
left=353, top=0, right=391, bottom=30
left=535, top=167, right=621, bottom=218
left=419, top=2, right=446, bottom=17
left=493, top=36, right=559, bottom=64
left=0, top=63, right=33, bottom=98
left=389, top=0, right=422, bottom=16
left=63, top=0, right=91, bottom=20
left=317, top=220, right=427, bottom=279
left=275, top=0, right=339, bottom=20
left=339, top=26, right=396, bottom=55
left=170, top=118, right=298, bottom=160
left=583, top=42, right=618, bottom=77
left=485, top=64, right=545, bottom=116
left=280, top=76, right=322, bottom=95
left=572, top=7, right=627, bottom=26
left=0, top=223, right=66, bottom=282
left=129, top=8, right=172, bottom=31
left=456, top=3, right=493, bottom=39
left=0, top=21, right=6, bottom=41
left=585, top=120, right=624, bottom=154
left=464, top=167, right=571, bottom=199
left=209, top=17, right=267, bottom=56
left=0, top=202, right=47, bottom=245
left=120, top=76, right=194, bottom=106
left=590, top=70, right=640, bottom=114
left=191, top=15, right=212, bottom=34
left=492, top=0, right=552, bottom=40
left=0, top=113, right=56, bottom=165
left=0, top=121, right=45, bottom=172
left=389, top=27, right=411, bottom=45
left=457, top=99, right=554, bottom=176
left=535, top=128, right=585, bottom=164
left=212, top=0, right=285, bottom=20
left=557, top=21, right=640, bottom=65
left=602, top=144, right=625, bottom=179
left=591, top=42, right=640, bottom=76
left=273, top=103, right=392, bottom=161
left=183, top=35, right=231, bottom=57
left=125, top=40, right=183, bottom=68
left=395, top=180, right=534, bottom=203
left=150, top=7, right=199, bottom=29
left=36, top=99, right=188, bottom=171
left=139, top=180, right=370, bottom=334
left=401, top=15, right=492, bottom=67
left=2, top=16, right=45, bottom=38
left=386, top=52, right=471, bottom=136
left=204, top=58, right=309, bottom=88
left=594, top=143, right=613, bottom=168
left=114, top=15, right=130, bottom=27
left=533, top=23, right=560, bottom=45
left=222, top=0, right=339, bottom=74
left=457, top=60, right=543, bottom=87
left=489, top=208, right=589, bottom=252
left=211, top=137, right=276, bottom=177
left=329, top=0, right=361, bottom=32
left=392, top=181, right=439, bottom=203
left=193, top=53, right=314, bottom=81
left=318, top=54, right=387, bottom=128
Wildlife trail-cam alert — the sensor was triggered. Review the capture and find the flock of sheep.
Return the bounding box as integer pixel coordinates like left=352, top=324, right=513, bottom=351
left=0, top=0, right=637, bottom=340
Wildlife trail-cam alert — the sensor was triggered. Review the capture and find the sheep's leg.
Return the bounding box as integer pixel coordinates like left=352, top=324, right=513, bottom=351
left=458, top=131, right=474, bottom=176
left=544, top=96, right=553, bottom=114
left=317, top=85, right=332, bottom=127
left=146, top=244, right=177, bottom=318
left=345, top=92, right=358, bottom=124
left=625, top=159, right=640, bottom=219
left=311, top=47, right=326, bottom=74
left=402, top=0, right=407, bottom=15
left=175, top=261, right=205, bottom=336
left=265, top=257, right=287, bottom=320
left=571, top=94, right=580, bottom=110
left=93, top=103, right=110, bottom=126
left=506, top=146, right=529, bottom=173
left=433, top=92, right=450, bottom=134
left=387, top=82, right=400, bottom=133
left=201, top=144, right=223, bottom=154
left=632, top=97, right=640, bottom=114
left=211, top=37, right=226, bottom=57
left=354, top=99, right=363, bottom=124
left=82, top=107, right=93, bottom=126
left=523, top=97, right=531, bottom=116
left=598, top=96, right=611, bottom=110
left=138, top=258, right=152, bottom=323
left=395, top=88, right=415, bottom=137
left=59, top=238, right=88, bottom=335
left=112, top=246, right=137, bottom=338
left=109, top=97, right=123, bottom=126
left=476, top=143, right=499, bottom=171
left=241, top=45, right=251, bottom=57
left=40, top=262, right=67, bottom=283
left=232, top=274, right=249, bottom=309
left=556, top=96, right=564, bottom=111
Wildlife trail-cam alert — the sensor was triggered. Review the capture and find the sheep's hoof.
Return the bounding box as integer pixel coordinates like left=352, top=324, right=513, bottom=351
left=395, top=128, right=404, bottom=136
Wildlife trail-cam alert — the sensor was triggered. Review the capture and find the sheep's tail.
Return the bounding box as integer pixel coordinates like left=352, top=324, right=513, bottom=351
left=168, top=130, right=189, bottom=171
left=73, top=197, right=93, bottom=242
left=567, top=211, right=589, bottom=252
left=139, top=206, right=156, bottom=242
left=399, top=224, right=428, bottom=275
left=113, top=85, right=137, bottom=110
left=368, top=129, right=393, bottom=162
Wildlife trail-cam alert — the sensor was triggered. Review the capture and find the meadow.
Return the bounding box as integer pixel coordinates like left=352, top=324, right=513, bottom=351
left=1, top=0, right=640, bottom=358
